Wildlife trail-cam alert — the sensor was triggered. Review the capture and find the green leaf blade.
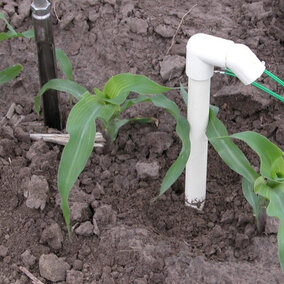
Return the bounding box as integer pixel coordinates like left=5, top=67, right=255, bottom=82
left=58, top=93, right=116, bottom=232
left=0, top=64, right=23, bottom=86
left=103, top=73, right=171, bottom=105
left=231, top=131, right=283, bottom=180
left=256, top=180, right=284, bottom=272
left=55, top=48, right=73, bottom=81
left=35, top=79, right=88, bottom=113
left=150, top=94, right=190, bottom=196
left=207, top=109, right=259, bottom=184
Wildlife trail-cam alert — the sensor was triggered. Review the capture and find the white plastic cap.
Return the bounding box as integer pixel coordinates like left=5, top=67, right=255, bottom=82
left=186, top=33, right=265, bottom=85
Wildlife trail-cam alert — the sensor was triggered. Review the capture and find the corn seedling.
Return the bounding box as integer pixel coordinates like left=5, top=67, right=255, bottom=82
left=36, top=74, right=190, bottom=234
left=0, top=13, right=34, bottom=86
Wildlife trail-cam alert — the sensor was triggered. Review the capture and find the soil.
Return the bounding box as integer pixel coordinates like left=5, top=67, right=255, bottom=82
left=0, top=0, right=284, bottom=283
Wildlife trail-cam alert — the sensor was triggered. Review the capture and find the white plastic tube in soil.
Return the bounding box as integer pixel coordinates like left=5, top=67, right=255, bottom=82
left=185, top=33, right=265, bottom=209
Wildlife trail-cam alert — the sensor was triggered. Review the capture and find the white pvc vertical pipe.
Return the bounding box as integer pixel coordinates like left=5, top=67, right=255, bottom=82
left=185, top=33, right=265, bottom=210
left=185, top=79, right=210, bottom=209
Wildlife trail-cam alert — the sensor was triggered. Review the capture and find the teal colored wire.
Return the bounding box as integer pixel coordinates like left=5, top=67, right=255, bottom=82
left=251, top=81, right=284, bottom=103
left=264, top=69, right=284, bottom=87
left=224, top=69, right=284, bottom=103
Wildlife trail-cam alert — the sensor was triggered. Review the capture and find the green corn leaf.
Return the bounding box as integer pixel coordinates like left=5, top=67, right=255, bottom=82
left=0, top=13, right=34, bottom=41
left=120, top=95, right=151, bottom=112
left=231, top=131, right=284, bottom=180
left=242, top=178, right=266, bottom=232
left=148, top=94, right=190, bottom=196
left=35, top=79, right=88, bottom=113
left=180, top=83, right=188, bottom=105
left=21, top=29, right=35, bottom=39
left=210, top=104, right=219, bottom=116
left=55, top=48, right=73, bottom=81
left=255, top=177, right=284, bottom=272
left=0, top=12, right=17, bottom=35
left=103, top=73, right=171, bottom=105
left=271, top=157, right=284, bottom=182
left=0, top=64, right=23, bottom=86
left=206, top=109, right=266, bottom=224
left=207, top=109, right=259, bottom=183
left=58, top=93, right=116, bottom=233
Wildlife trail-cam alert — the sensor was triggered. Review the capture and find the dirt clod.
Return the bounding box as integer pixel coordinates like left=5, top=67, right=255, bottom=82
left=24, top=175, right=49, bottom=210
left=39, top=253, right=70, bottom=282
left=40, top=223, right=64, bottom=250
left=160, top=55, right=186, bottom=81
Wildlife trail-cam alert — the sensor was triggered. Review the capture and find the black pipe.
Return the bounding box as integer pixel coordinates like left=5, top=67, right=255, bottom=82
left=31, top=0, right=61, bottom=130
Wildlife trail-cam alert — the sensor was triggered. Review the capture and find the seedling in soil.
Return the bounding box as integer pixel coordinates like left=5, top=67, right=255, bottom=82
left=36, top=74, right=190, bottom=234
left=0, top=13, right=34, bottom=86
left=208, top=110, right=284, bottom=271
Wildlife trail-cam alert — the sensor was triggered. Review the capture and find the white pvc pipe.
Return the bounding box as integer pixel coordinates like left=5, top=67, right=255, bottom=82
left=185, top=33, right=265, bottom=209
left=185, top=78, right=210, bottom=209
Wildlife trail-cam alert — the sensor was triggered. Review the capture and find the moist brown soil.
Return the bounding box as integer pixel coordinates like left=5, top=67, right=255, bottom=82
left=0, top=0, right=284, bottom=283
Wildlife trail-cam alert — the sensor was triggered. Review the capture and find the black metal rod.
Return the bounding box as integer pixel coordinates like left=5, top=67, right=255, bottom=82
left=31, top=0, right=61, bottom=130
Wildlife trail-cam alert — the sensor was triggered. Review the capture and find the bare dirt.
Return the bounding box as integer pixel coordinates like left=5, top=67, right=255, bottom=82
left=0, top=0, right=284, bottom=283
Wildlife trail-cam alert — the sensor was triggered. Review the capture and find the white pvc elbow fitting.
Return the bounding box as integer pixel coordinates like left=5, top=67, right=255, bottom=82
left=185, top=33, right=265, bottom=209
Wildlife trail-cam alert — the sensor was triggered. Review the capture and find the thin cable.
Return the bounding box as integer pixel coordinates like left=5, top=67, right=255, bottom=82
left=264, top=69, right=284, bottom=87
left=252, top=81, right=284, bottom=103
left=219, top=69, right=284, bottom=103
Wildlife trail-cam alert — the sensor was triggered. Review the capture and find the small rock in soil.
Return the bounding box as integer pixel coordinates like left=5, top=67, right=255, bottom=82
left=75, top=221, right=94, bottom=236
left=145, top=132, right=173, bottom=154
left=121, top=3, right=135, bottom=18
left=70, top=202, right=92, bottom=222
left=78, top=244, right=91, bottom=259
left=93, top=218, right=100, bottom=236
left=60, top=13, right=75, bottom=30
left=220, top=210, right=234, bottom=224
left=39, top=253, right=70, bottom=282
left=235, top=233, right=249, bottom=249
left=18, top=0, right=32, bottom=19
left=24, top=175, right=49, bottom=210
left=135, top=161, right=160, bottom=179
left=265, top=217, right=280, bottom=234
left=40, top=223, right=64, bottom=250
left=127, top=18, right=148, bottom=34
left=93, top=204, right=117, bottom=231
left=92, top=182, right=105, bottom=199
left=26, top=140, right=49, bottom=161
left=160, top=55, right=186, bottom=81
left=213, top=83, right=271, bottom=116
left=0, top=245, right=8, bottom=257
left=66, top=269, right=84, bottom=284
left=21, top=249, right=36, bottom=267
left=154, top=24, right=176, bottom=38
left=73, top=259, right=83, bottom=271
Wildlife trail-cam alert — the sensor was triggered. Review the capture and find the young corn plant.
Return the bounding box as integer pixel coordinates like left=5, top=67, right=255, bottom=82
left=36, top=75, right=190, bottom=234
left=0, top=13, right=34, bottom=86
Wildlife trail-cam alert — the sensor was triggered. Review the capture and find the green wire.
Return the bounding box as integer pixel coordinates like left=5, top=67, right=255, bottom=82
left=224, top=69, right=284, bottom=103
left=264, top=69, right=284, bottom=88
left=251, top=81, right=284, bottom=103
